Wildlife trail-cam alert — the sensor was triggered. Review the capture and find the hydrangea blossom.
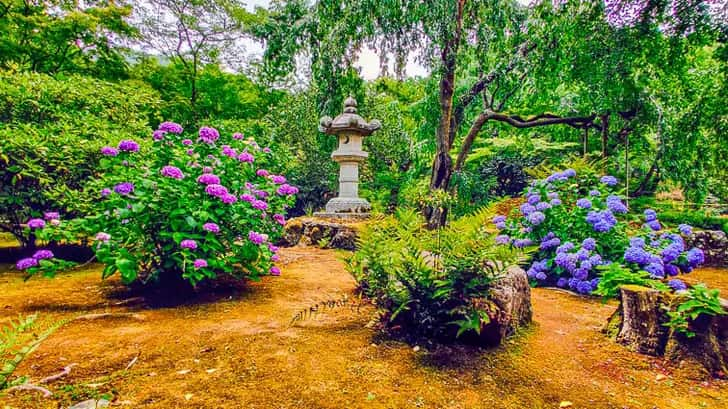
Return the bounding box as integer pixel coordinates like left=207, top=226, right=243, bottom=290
left=197, top=174, right=221, bottom=185
left=182, top=139, right=193, bottom=146
left=576, top=198, right=592, bottom=209
left=271, top=175, right=287, bottom=184
left=270, top=266, right=281, bottom=276
left=248, top=231, right=265, bottom=245
left=101, top=146, right=119, bottom=156
left=199, top=126, right=220, bottom=143
left=221, top=194, right=238, bottom=204
left=160, top=165, right=184, bottom=179
left=101, top=188, right=112, bottom=197
left=273, top=214, right=286, bottom=226
left=118, top=140, right=140, bottom=152
left=159, top=121, right=183, bottom=134
left=32, top=249, right=54, bottom=260
left=526, top=211, right=545, bottom=225
left=205, top=184, right=228, bottom=197
left=43, top=212, right=59, bottom=220
left=668, top=279, right=687, bottom=291
left=240, top=194, right=255, bottom=202
left=252, top=200, right=268, bottom=211
left=153, top=130, right=167, bottom=141
left=495, top=234, right=510, bottom=245
left=600, top=175, right=618, bottom=186
left=256, top=169, right=269, bottom=177
left=95, top=232, right=111, bottom=242
left=27, top=218, right=45, bottom=229
left=492, top=215, right=506, bottom=224
left=114, top=182, right=134, bottom=195
left=193, top=259, right=208, bottom=269
left=203, top=222, right=220, bottom=233
left=277, top=184, right=298, bottom=196
left=238, top=152, right=254, bottom=163
left=16, top=257, right=38, bottom=270
left=678, top=224, right=693, bottom=236
left=180, top=239, right=198, bottom=250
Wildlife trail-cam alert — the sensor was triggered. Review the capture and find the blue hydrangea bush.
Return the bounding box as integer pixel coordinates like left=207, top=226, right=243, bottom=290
left=493, top=169, right=704, bottom=295
left=16, top=122, right=297, bottom=287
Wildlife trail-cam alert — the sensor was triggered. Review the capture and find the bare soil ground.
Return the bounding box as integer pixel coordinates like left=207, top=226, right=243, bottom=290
left=0, top=248, right=726, bottom=409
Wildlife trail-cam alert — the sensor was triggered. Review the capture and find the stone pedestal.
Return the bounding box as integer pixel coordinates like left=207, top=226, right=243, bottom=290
left=315, top=97, right=380, bottom=217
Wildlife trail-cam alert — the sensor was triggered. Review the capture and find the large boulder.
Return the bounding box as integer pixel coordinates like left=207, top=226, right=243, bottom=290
left=278, top=217, right=361, bottom=250
left=687, top=230, right=728, bottom=266
left=468, top=265, right=532, bottom=346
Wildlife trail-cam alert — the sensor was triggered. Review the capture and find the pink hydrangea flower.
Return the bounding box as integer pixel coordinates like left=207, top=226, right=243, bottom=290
left=232, top=132, right=244, bottom=140
left=100, top=146, right=118, bottom=156
left=199, top=126, right=220, bottom=143
left=256, top=169, right=269, bottom=177
left=193, top=259, right=208, bottom=269
left=270, top=266, right=281, bottom=276
left=27, top=218, right=45, bottom=229
left=44, top=212, right=59, bottom=220
left=221, top=193, right=238, bottom=204
left=273, top=214, right=286, bottom=226
left=95, top=232, right=111, bottom=242
left=159, top=121, right=184, bottom=134
left=153, top=130, right=167, bottom=141
left=203, top=222, right=220, bottom=233
left=252, top=200, right=268, bottom=211
left=182, top=139, right=193, bottom=146
left=205, top=184, right=228, bottom=197
left=160, top=165, right=184, bottom=179
left=180, top=239, right=197, bottom=249
left=248, top=231, right=265, bottom=245
left=118, top=140, right=140, bottom=152
left=270, top=175, right=286, bottom=184
left=238, top=152, right=254, bottom=163
left=198, top=173, right=221, bottom=185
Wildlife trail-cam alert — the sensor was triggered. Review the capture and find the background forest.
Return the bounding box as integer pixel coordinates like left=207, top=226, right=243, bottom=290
left=1, top=0, right=726, bottom=245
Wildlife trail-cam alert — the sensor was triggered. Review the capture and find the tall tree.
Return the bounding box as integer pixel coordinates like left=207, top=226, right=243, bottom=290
left=256, top=0, right=724, bottom=226
left=0, top=0, right=135, bottom=78
left=132, top=0, right=251, bottom=120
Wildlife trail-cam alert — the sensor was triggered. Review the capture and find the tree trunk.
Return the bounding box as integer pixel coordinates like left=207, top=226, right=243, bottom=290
left=608, top=285, right=670, bottom=356
left=664, top=311, right=728, bottom=377
left=600, top=113, right=609, bottom=158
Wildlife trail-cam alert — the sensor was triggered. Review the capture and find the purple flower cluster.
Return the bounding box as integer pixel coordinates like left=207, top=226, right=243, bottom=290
left=114, top=182, right=134, bottom=195
left=585, top=210, right=617, bottom=232
left=678, top=224, right=693, bottom=236
left=203, top=222, right=220, bottom=233
left=16, top=249, right=55, bottom=270
left=101, top=146, right=119, bottom=156
left=193, top=259, right=208, bottom=269
left=539, top=232, right=561, bottom=251
left=600, top=175, right=618, bottom=186
left=159, top=121, right=183, bottom=134
left=271, top=175, right=286, bottom=184
left=27, top=218, right=45, bottom=229
left=238, top=152, right=254, bottom=163
left=197, top=173, right=221, bottom=185
left=160, top=165, right=184, bottom=179
left=118, top=139, right=140, bottom=152
left=248, top=231, right=265, bottom=245
left=276, top=184, right=298, bottom=196
left=205, top=184, right=228, bottom=198
left=180, top=239, right=197, bottom=250
left=606, top=195, right=628, bottom=214
left=546, top=168, right=576, bottom=183
left=256, top=169, right=269, bottom=177
left=623, top=225, right=704, bottom=279
left=576, top=198, right=592, bottom=209
left=153, top=130, right=167, bottom=141
left=199, top=127, right=220, bottom=143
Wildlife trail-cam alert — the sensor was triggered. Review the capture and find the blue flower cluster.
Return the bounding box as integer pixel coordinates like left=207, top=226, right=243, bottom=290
left=585, top=209, right=617, bottom=232
left=622, top=212, right=704, bottom=278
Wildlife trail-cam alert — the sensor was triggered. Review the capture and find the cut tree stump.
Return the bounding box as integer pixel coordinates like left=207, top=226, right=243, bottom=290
left=607, top=285, right=728, bottom=377
left=608, top=285, right=670, bottom=356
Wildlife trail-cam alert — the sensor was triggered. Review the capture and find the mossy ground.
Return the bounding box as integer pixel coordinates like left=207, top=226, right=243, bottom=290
left=0, top=248, right=726, bottom=408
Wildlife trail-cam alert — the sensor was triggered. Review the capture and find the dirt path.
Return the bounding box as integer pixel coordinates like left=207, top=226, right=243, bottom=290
left=0, top=248, right=726, bottom=409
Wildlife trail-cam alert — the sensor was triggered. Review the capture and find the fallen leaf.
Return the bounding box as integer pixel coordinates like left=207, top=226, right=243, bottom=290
left=206, top=368, right=217, bottom=374
left=184, top=393, right=193, bottom=401
left=559, top=401, right=573, bottom=408
left=177, top=369, right=191, bottom=375
left=656, top=374, right=667, bottom=381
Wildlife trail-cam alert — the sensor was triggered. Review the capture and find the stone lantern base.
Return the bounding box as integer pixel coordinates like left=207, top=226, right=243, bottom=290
left=314, top=197, right=371, bottom=219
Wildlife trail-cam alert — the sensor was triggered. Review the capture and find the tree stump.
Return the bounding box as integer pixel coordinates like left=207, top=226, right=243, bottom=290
left=609, top=285, right=670, bottom=356
left=607, top=286, right=728, bottom=377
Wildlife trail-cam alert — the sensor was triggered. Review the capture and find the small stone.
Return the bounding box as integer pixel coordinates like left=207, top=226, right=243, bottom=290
left=68, top=399, right=110, bottom=409
left=412, top=346, right=420, bottom=352
left=656, top=374, right=667, bottom=381
left=176, top=369, right=191, bottom=375
left=559, top=401, right=573, bottom=408
left=184, top=393, right=194, bottom=401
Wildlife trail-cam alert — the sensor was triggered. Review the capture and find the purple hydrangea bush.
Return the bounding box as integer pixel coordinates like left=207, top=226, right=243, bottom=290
left=492, top=169, right=704, bottom=296
left=25, top=123, right=296, bottom=287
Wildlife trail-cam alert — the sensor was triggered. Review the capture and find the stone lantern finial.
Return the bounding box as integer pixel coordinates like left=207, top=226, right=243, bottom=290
left=315, top=96, right=380, bottom=218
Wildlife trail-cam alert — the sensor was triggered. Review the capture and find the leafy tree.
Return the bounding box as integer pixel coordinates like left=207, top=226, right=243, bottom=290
left=132, top=0, right=254, bottom=120
left=0, top=70, right=160, bottom=247
left=256, top=0, right=724, bottom=225
left=0, top=0, right=135, bottom=78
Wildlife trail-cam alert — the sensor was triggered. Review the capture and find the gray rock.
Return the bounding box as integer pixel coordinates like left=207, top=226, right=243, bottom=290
left=467, top=265, right=532, bottom=346
left=278, top=217, right=361, bottom=250
left=687, top=230, right=728, bottom=266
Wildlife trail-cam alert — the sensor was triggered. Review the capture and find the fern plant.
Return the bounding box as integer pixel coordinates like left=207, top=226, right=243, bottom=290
left=1, top=314, right=65, bottom=392
left=347, top=206, right=527, bottom=341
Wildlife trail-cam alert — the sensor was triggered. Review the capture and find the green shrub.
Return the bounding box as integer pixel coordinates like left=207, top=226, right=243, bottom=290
left=665, top=284, right=726, bottom=338
left=346, top=208, right=526, bottom=341
left=23, top=124, right=296, bottom=288
left=0, top=70, right=160, bottom=246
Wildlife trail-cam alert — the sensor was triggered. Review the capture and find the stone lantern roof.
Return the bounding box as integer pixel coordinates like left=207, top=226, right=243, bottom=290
left=319, top=96, right=381, bottom=135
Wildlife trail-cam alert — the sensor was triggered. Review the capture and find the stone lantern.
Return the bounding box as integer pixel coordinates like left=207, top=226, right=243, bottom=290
left=317, top=96, right=381, bottom=217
